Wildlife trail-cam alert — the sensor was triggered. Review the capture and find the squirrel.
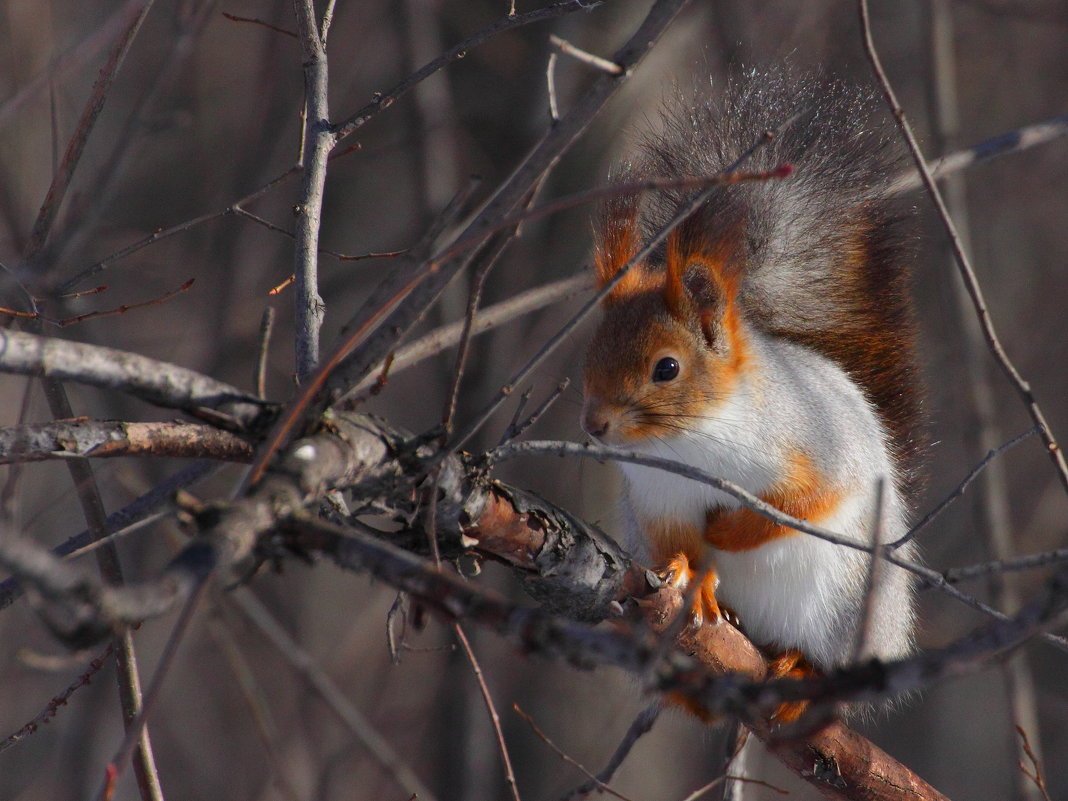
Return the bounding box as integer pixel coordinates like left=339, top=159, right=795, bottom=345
left=581, top=73, right=924, bottom=704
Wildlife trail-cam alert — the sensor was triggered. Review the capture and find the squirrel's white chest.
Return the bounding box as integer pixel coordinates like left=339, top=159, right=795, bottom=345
left=618, top=391, right=780, bottom=528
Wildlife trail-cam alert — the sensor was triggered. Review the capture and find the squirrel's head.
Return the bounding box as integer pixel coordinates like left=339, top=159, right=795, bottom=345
left=581, top=198, right=750, bottom=446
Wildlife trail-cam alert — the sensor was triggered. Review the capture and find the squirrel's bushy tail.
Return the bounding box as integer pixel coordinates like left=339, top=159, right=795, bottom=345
left=608, top=69, right=925, bottom=499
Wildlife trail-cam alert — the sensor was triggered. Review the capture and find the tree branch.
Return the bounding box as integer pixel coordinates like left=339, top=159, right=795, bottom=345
left=0, top=419, right=254, bottom=464
left=0, top=329, right=273, bottom=431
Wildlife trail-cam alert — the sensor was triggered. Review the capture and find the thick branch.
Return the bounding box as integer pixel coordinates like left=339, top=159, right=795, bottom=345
left=0, top=329, right=272, bottom=431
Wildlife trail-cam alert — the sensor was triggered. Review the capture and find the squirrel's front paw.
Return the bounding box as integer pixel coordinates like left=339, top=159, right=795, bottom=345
left=660, top=553, right=722, bottom=626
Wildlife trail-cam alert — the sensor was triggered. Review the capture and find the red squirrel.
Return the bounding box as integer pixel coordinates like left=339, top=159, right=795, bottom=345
left=581, top=74, right=924, bottom=693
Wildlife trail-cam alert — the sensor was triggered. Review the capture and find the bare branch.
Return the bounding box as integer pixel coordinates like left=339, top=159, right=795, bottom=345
left=291, top=0, right=334, bottom=380
left=0, top=420, right=254, bottom=465
left=0, top=330, right=271, bottom=430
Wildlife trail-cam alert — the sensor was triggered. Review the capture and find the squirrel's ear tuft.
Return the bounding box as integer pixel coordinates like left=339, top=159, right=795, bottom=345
left=594, top=191, right=645, bottom=302
left=664, top=225, right=723, bottom=320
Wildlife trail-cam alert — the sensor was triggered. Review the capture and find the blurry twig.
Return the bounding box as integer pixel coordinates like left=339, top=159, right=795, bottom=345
left=0, top=644, right=114, bottom=754
left=513, top=704, right=635, bottom=801
left=0, top=0, right=146, bottom=128
left=94, top=580, right=208, bottom=801
left=230, top=589, right=439, bottom=801
left=221, top=12, right=298, bottom=38
left=206, top=606, right=303, bottom=801
left=942, top=548, right=1068, bottom=585
left=333, top=0, right=603, bottom=141
left=887, top=112, right=1068, bottom=195
left=346, top=273, right=591, bottom=400
left=1017, top=725, right=1053, bottom=801
left=455, top=623, right=522, bottom=801
left=23, top=0, right=156, bottom=261
left=859, top=0, right=1068, bottom=498
left=562, top=703, right=660, bottom=800
left=852, top=477, right=887, bottom=663
left=546, top=52, right=560, bottom=122
left=255, top=307, right=275, bottom=400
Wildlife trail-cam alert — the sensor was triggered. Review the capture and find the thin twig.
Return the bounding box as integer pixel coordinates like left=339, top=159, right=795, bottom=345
left=546, top=52, right=560, bottom=122
left=438, top=167, right=792, bottom=269
left=549, top=34, right=623, bottom=74
left=498, top=388, right=534, bottom=447
left=95, top=579, right=208, bottom=801
left=1016, top=725, right=1053, bottom=801
left=943, top=548, right=1068, bottom=585
left=852, top=477, right=888, bottom=663
left=59, top=166, right=301, bottom=292
left=255, top=306, right=276, bottom=400
left=56, top=278, right=194, bottom=327
left=561, top=704, right=659, bottom=800
left=500, top=379, right=569, bottom=444
left=891, top=426, right=1038, bottom=549
left=230, top=589, right=439, bottom=801
left=23, top=0, right=156, bottom=261
left=221, top=12, right=298, bottom=38
left=679, top=774, right=788, bottom=801
left=232, top=206, right=408, bottom=264
left=333, top=0, right=603, bottom=142
left=0, top=460, right=217, bottom=613
left=345, top=273, right=591, bottom=400
left=513, top=704, right=635, bottom=801
left=454, top=623, right=522, bottom=801
left=0, top=644, right=114, bottom=753
left=859, top=0, right=1068, bottom=498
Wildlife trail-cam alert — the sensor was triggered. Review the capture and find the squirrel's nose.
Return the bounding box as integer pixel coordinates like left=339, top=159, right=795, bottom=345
left=582, top=411, right=611, bottom=440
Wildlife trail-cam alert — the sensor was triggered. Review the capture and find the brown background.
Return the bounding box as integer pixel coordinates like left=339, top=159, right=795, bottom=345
left=1, top=1, right=1067, bottom=799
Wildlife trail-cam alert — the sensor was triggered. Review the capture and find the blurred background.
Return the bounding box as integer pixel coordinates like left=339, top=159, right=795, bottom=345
left=2, top=1, right=1068, bottom=799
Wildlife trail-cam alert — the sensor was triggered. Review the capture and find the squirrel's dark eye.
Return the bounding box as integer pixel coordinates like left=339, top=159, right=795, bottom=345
left=652, top=357, right=680, bottom=383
